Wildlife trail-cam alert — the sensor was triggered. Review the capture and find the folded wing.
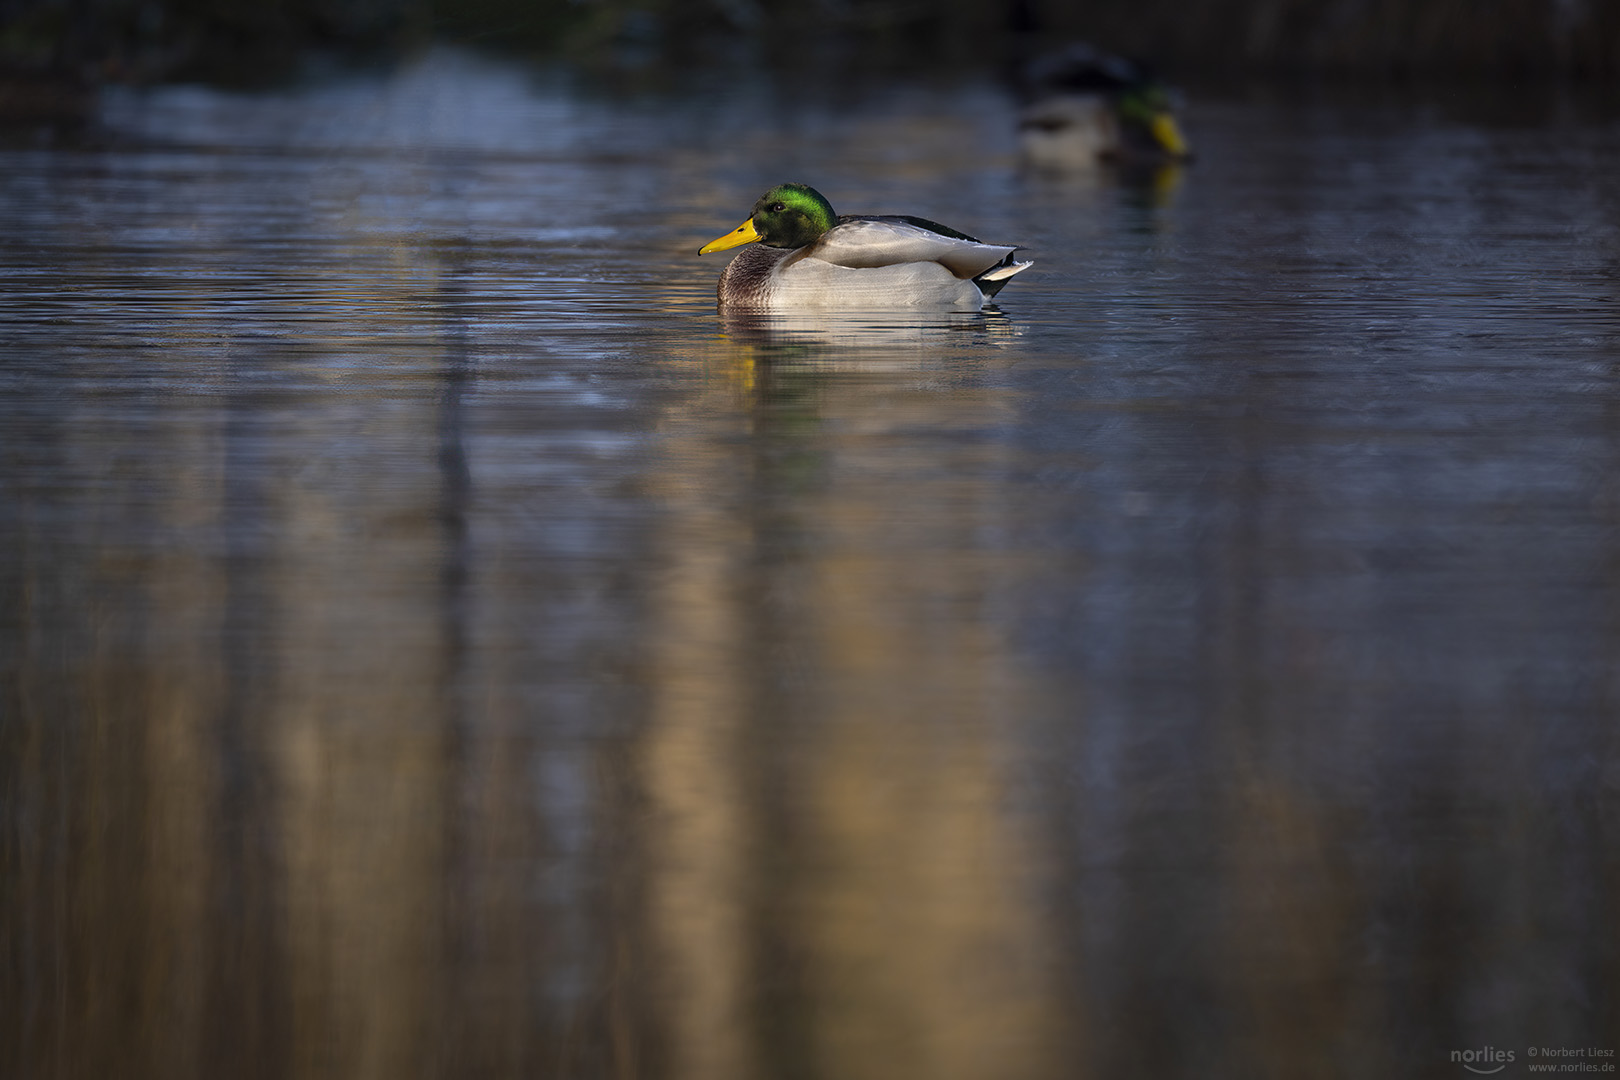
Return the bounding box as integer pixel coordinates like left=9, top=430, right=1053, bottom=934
left=801, top=218, right=1021, bottom=279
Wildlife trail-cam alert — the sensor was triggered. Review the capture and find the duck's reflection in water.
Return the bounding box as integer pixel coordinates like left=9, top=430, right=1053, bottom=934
left=716, top=306, right=1022, bottom=354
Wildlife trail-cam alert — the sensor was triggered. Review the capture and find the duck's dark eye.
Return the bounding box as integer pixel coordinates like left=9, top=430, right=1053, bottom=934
left=769, top=202, right=785, bottom=213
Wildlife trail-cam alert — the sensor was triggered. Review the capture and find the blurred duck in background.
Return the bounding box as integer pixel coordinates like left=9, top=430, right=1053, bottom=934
left=1015, top=43, right=1191, bottom=171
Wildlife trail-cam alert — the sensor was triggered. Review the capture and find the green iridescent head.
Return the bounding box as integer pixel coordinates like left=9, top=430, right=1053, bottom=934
left=746, top=183, right=838, bottom=247
left=700, top=183, right=839, bottom=253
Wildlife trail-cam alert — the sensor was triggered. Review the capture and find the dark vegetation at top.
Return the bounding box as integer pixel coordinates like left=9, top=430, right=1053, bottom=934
left=3, top=0, right=1618, bottom=99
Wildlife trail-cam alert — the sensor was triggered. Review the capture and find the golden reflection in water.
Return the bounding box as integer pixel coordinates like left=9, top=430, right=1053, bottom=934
left=640, top=334, right=1064, bottom=1080
left=131, top=416, right=230, bottom=1079
left=5, top=268, right=467, bottom=1079
left=1223, top=775, right=1368, bottom=1077
left=261, top=259, right=461, bottom=1080
left=640, top=404, right=757, bottom=1080
left=5, top=319, right=1074, bottom=1080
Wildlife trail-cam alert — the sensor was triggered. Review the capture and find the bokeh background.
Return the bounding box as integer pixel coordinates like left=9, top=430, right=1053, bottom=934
left=6, top=0, right=1620, bottom=88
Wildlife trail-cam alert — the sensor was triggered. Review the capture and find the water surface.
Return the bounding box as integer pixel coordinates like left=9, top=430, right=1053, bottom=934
left=3, top=50, right=1618, bottom=1080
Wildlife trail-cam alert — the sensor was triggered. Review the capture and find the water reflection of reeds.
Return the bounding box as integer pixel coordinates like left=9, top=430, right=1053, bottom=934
left=8, top=306, right=1616, bottom=1077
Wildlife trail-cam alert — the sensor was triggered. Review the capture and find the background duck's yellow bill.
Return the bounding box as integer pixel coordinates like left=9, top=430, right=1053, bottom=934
left=1152, top=114, right=1189, bottom=157
left=699, top=218, right=761, bottom=254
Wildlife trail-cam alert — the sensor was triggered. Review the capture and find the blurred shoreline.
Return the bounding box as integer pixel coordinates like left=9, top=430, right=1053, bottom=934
left=3, top=0, right=1619, bottom=109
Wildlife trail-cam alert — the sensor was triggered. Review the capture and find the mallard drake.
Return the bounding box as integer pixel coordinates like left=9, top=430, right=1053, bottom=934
left=698, top=183, right=1032, bottom=311
left=1015, top=45, right=1190, bottom=170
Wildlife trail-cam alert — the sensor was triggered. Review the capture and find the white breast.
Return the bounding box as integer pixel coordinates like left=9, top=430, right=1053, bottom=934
left=769, top=258, right=988, bottom=311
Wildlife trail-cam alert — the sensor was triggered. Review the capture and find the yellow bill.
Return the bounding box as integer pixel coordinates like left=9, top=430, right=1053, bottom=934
left=1151, top=113, right=1189, bottom=158
left=699, top=217, right=761, bottom=254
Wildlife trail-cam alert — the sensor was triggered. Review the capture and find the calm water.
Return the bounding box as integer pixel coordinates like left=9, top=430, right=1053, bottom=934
left=3, top=49, right=1618, bottom=1080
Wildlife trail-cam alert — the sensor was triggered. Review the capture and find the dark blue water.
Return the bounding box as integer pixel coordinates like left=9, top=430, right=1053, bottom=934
left=3, top=49, right=1617, bottom=1080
